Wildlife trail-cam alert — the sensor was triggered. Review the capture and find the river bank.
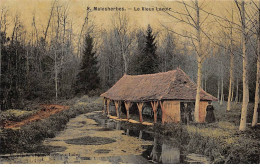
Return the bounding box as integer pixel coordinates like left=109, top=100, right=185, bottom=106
left=0, top=97, right=259, bottom=164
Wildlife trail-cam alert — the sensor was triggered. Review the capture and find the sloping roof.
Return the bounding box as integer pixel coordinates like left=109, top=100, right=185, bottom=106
left=100, top=68, right=217, bottom=102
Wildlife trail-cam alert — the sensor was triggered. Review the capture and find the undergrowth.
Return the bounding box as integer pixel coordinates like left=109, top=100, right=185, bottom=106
left=0, top=96, right=103, bottom=154
left=155, top=101, right=260, bottom=164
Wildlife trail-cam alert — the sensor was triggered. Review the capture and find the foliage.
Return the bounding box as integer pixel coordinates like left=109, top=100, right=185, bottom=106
left=74, top=34, right=100, bottom=95
left=0, top=109, right=38, bottom=123
left=153, top=101, right=260, bottom=164
left=1, top=34, right=27, bottom=110
left=0, top=96, right=103, bottom=154
left=135, top=24, right=159, bottom=74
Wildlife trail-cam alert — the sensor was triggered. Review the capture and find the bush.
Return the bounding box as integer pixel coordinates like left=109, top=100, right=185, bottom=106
left=0, top=97, right=103, bottom=154
left=0, top=109, right=38, bottom=124
left=88, top=89, right=102, bottom=97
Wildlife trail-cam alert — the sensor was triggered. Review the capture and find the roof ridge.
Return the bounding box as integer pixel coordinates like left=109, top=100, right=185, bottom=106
left=125, top=70, right=177, bottom=77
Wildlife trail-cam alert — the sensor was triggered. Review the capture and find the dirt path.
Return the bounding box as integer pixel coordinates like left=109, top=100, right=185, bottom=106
left=4, top=104, right=69, bottom=129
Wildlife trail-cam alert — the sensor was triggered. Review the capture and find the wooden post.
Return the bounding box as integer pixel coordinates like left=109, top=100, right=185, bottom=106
left=160, top=101, right=165, bottom=125
left=114, top=101, right=121, bottom=118
left=107, top=99, right=110, bottom=116
left=124, top=101, right=132, bottom=120
left=103, top=98, right=106, bottom=114
left=137, top=102, right=144, bottom=123
left=151, top=101, right=159, bottom=123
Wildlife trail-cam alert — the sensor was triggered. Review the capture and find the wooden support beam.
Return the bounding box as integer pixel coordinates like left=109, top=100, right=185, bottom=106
left=151, top=101, right=159, bottom=123
left=107, top=99, right=110, bottom=116
left=124, top=101, right=132, bottom=120
left=160, top=101, right=165, bottom=125
left=114, top=101, right=121, bottom=118
left=137, top=102, right=144, bottom=123
left=103, top=98, right=106, bottom=114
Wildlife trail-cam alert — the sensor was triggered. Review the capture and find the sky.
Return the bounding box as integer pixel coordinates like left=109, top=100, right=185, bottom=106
left=0, top=1, right=237, bottom=28
left=0, top=0, right=251, bottom=45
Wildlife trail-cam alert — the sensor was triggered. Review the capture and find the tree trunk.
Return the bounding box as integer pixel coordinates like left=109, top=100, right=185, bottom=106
left=227, top=49, right=234, bottom=110
left=220, top=65, right=224, bottom=105
left=239, top=0, right=249, bottom=131
left=0, top=21, right=1, bottom=112
left=122, top=52, right=128, bottom=74
left=218, top=78, right=220, bottom=102
left=77, top=10, right=89, bottom=58
left=227, top=13, right=234, bottom=111
left=252, top=0, right=260, bottom=127
left=0, top=20, right=1, bottom=81
left=44, top=0, right=56, bottom=41
left=164, top=50, right=167, bottom=72
left=235, top=77, right=239, bottom=103
left=55, top=51, right=58, bottom=101
left=204, top=77, right=207, bottom=92
left=194, top=0, right=202, bottom=123
left=195, top=59, right=202, bottom=122
left=252, top=57, right=259, bottom=127
left=231, top=82, right=234, bottom=102
left=201, top=77, right=204, bottom=90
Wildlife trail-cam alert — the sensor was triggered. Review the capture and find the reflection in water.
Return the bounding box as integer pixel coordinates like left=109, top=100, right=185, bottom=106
left=139, top=130, right=143, bottom=139
left=121, top=127, right=181, bottom=164
left=101, top=118, right=122, bottom=131
left=148, top=137, right=181, bottom=164
left=116, top=121, right=121, bottom=130
left=149, top=137, right=162, bottom=163
left=101, top=119, right=183, bottom=164
left=119, top=124, right=209, bottom=164
left=161, top=143, right=180, bottom=163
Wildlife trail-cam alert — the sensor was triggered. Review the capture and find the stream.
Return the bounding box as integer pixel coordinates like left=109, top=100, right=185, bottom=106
left=0, top=111, right=210, bottom=164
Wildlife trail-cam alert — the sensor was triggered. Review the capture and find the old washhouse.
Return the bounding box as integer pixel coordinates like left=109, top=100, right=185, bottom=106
left=101, top=68, right=217, bottom=124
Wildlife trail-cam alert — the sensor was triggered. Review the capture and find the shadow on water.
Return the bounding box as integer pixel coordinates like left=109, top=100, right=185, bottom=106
left=90, top=113, right=210, bottom=164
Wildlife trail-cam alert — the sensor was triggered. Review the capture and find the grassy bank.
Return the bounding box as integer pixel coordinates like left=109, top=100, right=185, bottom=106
left=0, top=96, right=103, bottom=154
left=159, top=101, right=260, bottom=164
left=0, top=109, right=38, bottom=125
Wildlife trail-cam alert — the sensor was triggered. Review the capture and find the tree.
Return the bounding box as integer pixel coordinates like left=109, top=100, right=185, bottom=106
left=75, top=34, right=99, bottom=95
left=159, top=33, right=176, bottom=72
left=137, top=24, right=159, bottom=74
left=252, top=0, right=260, bottom=127
left=227, top=10, right=234, bottom=112
left=112, top=12, right=133, bottom=74
left=1, top=13, right=27, bottom=110
left=77, top=7, right=93, bottom=58
left=128, top=29, right=145, bottom=75
left=161, top=0, right=213, bottom=123
left=235, top=0, right=249, bottom=131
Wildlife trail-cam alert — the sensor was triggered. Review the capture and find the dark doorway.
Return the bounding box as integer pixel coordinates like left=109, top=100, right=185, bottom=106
left=157, top=104, right=162, bottom=123
left=109, top=101, right=116, bottom=116
left=129, top=103, right=139, bottom=121
left=142, top=102, right=154, bottom=123
left=180, top=102, right=194, bottom=124
left=120, top=102, right=127, bottom=119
